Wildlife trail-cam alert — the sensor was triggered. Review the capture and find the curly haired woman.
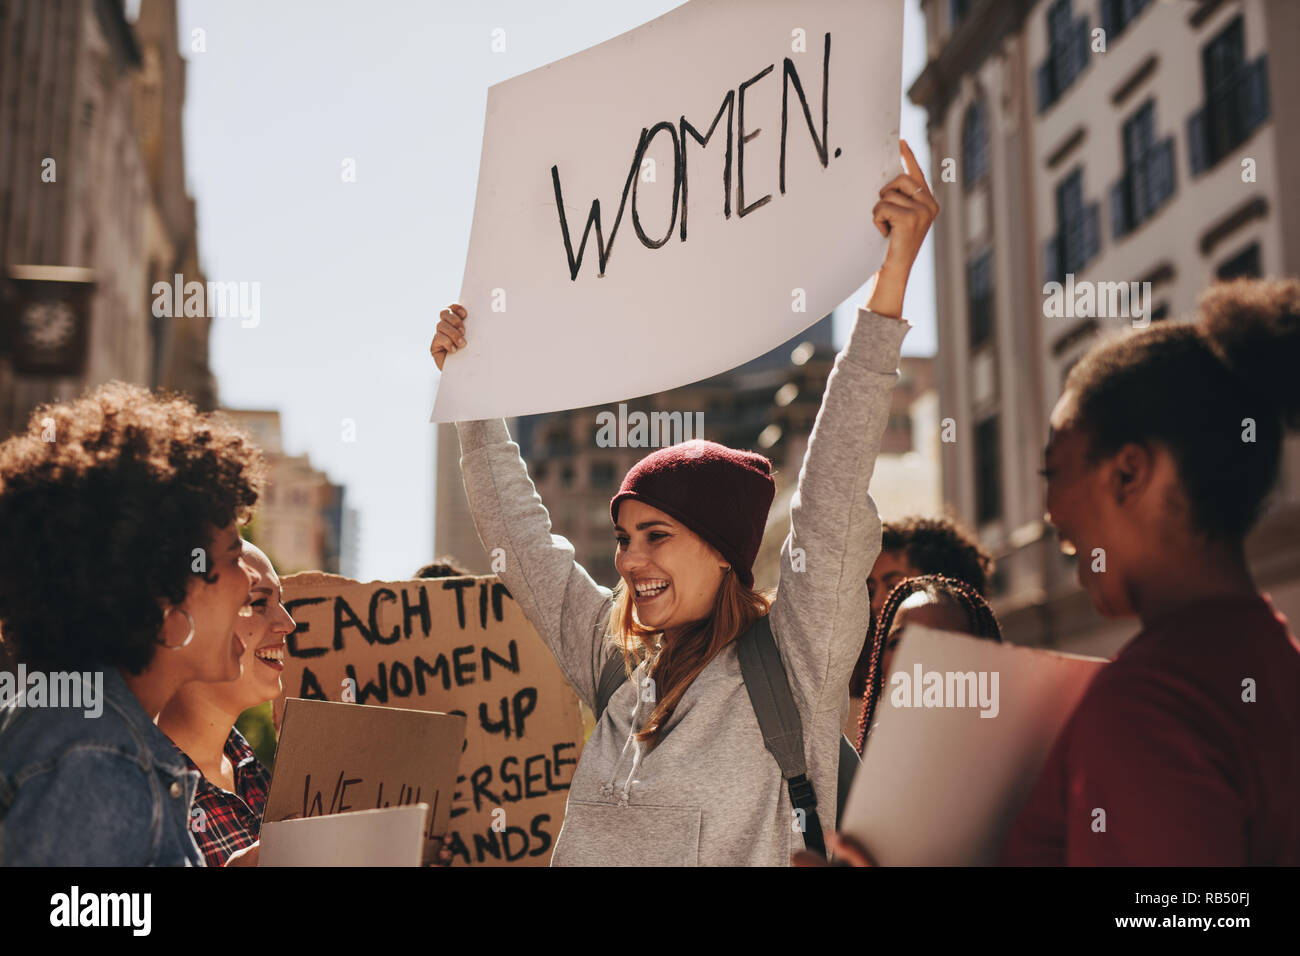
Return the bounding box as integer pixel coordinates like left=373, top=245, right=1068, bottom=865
left=0, top=383, right=266, bottom=866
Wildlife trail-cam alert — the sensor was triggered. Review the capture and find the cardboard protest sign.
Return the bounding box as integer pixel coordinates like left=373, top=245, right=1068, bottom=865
left=840, top=627, right=1107, bottom=865
left=261, top=805, right=430, bottom=867
left=275, top=573, right=585, bottom=866
left=432, top=0, right=901, bottom=422
left=263, top=698, right=464, bottom=865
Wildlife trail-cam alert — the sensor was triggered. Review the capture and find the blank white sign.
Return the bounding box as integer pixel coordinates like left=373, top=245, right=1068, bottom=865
left=841, top=627, right=1108, bottom=866
left=260, top=804, right=431, bottom=867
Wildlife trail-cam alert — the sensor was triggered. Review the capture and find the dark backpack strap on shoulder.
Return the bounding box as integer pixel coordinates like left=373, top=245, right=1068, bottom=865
left=735, top=614, right=828, bottom=859
left=594, top=649, right=630, bottom=721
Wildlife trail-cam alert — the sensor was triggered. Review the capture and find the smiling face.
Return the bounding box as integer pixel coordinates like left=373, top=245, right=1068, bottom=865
left=230, top=542, right=296, bottom=709
left=1044, top=391, right=1128, bottom=617
left=1044, top=389, right=1191, bottom=620
left=613, top=499, right=730, bottom=635
left=169, top=521, right=259, bottom=683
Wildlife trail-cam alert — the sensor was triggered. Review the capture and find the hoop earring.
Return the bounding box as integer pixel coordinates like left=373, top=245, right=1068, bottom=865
left=160, top=608, right=196, bottom=649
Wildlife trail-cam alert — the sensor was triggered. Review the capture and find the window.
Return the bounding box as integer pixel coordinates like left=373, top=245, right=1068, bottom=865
left=1036, top=0, right=1090, bottom=112
left=1044, top=168, right=1100, bottom=283
left=1111, top=99, right=1175, bottom=238
left=951, top=0, right=973, bottom=25
left=589, top=461, right=616, bottom=487
left=962, top=100, right=989, bottom=190
left=967, top=251, right=994, bottom=348
left=1188, top=17, right=1269, bottom=174
left=561, top=466, right=575, bottom=488
left=1216, top=242, right=1261, bottom=281
left=1099, top=0, right=1151, bottom=40
left=974, top=417, right=1002, bottom=524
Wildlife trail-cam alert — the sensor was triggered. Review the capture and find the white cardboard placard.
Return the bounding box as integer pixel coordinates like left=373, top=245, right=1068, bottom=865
left=260, top=805, right=430, bottom=867
left=841, top=626, right=1108, bottom=865
left=432, top=0, right=901, bottom=422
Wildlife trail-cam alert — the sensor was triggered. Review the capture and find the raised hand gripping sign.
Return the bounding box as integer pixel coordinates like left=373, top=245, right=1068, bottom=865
left=432, top=0, right=902, bottom=422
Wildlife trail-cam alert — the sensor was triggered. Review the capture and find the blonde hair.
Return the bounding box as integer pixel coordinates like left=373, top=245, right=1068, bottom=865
left=607, top=570, right=775, bottom=748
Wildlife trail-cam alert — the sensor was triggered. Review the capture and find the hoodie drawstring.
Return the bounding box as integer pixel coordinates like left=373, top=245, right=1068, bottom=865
left=600, top=643, right=660, bottom=806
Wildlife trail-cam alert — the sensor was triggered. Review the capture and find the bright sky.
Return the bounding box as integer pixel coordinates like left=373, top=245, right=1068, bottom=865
left=158, top=0, right=935, bottom=580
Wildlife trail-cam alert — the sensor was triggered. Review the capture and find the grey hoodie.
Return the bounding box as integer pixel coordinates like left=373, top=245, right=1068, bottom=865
left=456, top=308, right=908, bottom=865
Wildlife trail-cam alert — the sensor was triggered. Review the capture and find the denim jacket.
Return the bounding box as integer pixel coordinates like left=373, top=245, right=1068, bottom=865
left=0, top=667, right=204, bottom=866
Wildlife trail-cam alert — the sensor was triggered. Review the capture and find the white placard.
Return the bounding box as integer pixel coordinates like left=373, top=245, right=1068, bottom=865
left=260, top=804, right=430, bottom=867
left=841, top=627, right=1108, bottom=866
left=432, top=0, right=901, bottom=422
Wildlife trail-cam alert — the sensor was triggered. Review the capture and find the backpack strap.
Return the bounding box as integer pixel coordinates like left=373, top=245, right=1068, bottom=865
left=594, top=650, right=630, bottom=720
left=735, top=614, right=829, bottom=859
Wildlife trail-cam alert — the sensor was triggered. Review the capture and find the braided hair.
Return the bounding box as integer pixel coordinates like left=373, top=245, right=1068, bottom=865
left=854, top=574, right=1002, bottom=754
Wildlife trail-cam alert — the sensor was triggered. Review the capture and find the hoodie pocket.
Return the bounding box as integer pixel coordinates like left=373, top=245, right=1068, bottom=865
left=552, top=800, right=703, bottom=866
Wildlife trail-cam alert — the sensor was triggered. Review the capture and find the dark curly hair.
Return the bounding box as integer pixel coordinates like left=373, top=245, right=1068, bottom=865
left=855, top=574, right=1002, bottom=754
left=1063, top=277, right=1300, bottom=542
left=879, top=516, right=993, bottom=595
left=0, top=382, right=266, bottom=675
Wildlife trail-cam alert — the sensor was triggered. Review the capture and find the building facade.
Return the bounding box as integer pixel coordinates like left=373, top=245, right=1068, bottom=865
left=224, top=408, right=348, bottom=576
left=0, top=0, right=215, bottom=439
left=911, top=0, right=1300, bottom=655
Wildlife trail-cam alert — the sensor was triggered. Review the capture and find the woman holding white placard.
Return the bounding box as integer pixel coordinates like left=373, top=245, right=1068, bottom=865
left=432, top=141, right=937, bottom=866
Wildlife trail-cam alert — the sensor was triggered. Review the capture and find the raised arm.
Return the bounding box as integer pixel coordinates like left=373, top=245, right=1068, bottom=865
left=455, top=418, right=614, bottom=710
left=435, top=305, right=615, bottom=709
left=441, top=352, right=612, bottom=717
left=770, top=140, right=938, bottom=716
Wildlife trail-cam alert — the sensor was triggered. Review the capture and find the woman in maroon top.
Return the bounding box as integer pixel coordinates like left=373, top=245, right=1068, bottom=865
left=159, top=541, right=294, bottom=866
left=1002, top=278, right=1300, bottom=865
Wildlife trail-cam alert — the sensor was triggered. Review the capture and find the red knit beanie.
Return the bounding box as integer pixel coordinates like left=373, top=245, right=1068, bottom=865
left=610, top=440, right=775, bottom=589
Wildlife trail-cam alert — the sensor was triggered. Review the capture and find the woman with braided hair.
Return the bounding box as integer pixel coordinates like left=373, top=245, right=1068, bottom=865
left=853, top=575, right=1003, bottom=754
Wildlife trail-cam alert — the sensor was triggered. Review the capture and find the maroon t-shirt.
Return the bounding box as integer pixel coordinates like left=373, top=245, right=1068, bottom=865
left=1002, top=594, right=1300, bottom=865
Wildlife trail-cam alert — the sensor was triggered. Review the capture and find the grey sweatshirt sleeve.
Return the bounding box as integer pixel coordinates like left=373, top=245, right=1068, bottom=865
left=770, top=308, right=909, bottom=718
left=455, top=419, right=615, bottom=712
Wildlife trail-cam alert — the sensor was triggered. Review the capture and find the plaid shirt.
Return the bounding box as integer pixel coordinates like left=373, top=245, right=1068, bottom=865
left=177, top=727, right=270, bottom=867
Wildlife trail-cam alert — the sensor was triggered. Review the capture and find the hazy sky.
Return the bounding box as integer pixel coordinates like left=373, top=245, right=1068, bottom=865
left=159, top=0, right=935, bottom=580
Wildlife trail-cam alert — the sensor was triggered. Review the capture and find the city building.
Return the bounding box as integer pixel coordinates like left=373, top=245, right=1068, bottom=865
left=0, top=0, right=216, bottom=438
left=224, top=408, right=348, bottom=576
left=910, top=0, right=1300, bottom=654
